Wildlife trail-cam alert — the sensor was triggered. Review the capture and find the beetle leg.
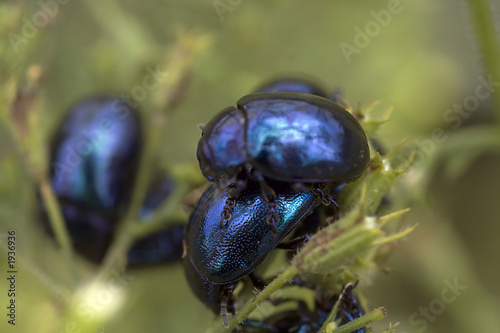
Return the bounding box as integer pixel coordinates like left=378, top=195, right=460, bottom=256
left=219, top=172, right=249, bottom=229
left=219, top=196, right=237, bottom=229
left=220, top=284, right=235, bottom=328
left=267, top=201, right=279, bottom=236
left=312, top=186, right=339, bottom=209
left=253, top=171, right=280, bottom=235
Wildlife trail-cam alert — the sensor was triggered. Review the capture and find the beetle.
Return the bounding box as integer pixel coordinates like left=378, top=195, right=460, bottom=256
left=50, top=96, right=142, bottom=217
left=335, top=284, right=366, bottom=332
left=45, top=96, right=141, bottom=262
left=42, top=174, right=185, bottom=264
left=138, top=169, right=176, bottom=220
left=46, top=96, right=185, bottom=264
left=127, top=223, right=185, bottom=266
left=197, top=93, right=369, bottom=183
left=128, top=171, right=185, bottom=266
left=42, top=167, right=185, bottom=264
left=255, top=76, right=347, bottom=105
left=183, top=255, right=233, bottom=325
left=183, top=177, right=327, bottom=325
left=45, top=201, right=115, bottom=262
left=184, top=177, right=322, bottom=285
left=255, top=77, right=328, bottom=97
left=254, top=79, right=348, bottom=235
left=197, top=92, right=369, bottom=232
left=237, top=284, right=366, bottom=333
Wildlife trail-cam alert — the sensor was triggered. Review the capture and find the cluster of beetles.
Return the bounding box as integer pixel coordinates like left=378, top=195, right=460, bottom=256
left=44, top=76, right=372, bottom=332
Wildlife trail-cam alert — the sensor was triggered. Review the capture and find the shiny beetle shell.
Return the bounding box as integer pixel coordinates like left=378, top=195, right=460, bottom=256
left=128, top=224, right=185, bottom=266
left=50, top=96, right=142, bottom=214
left=183, top=254, right=226, bottom=313
left=197, top=92, right=369, bottom=183
left=185, top=178, right=320, bottom=284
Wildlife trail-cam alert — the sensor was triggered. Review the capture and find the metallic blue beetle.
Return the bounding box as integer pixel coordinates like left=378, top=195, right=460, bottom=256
left=183, top=178, right=324, bottom=325
left=45, top=169, right=185, bottom=264
left=183, top=255, right=229, bottom=314
left=47, top=96, right=141, bottom=262
left=128, top=171, right=185, bottom=266
left=50, top=96, right=142, bottom=215
left=196, top=92, right=369, bottom=230
left=127, top=224, right=185, bottom=266
left=197, top=92, right=369, bottom=183
left=256, top=77, right=346, bottom=110
left=186, top=79, right=366, bottom=322
left=335, top=285, right=366, bottom=333
left=185, top=178, right=320, bottom=284
left=47, top=96, right=184, bottom=265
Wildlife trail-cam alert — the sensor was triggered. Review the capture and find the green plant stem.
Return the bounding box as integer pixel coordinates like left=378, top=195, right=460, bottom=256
left=3, top=74, right=79, bottom=285
left=208, top=265, right=300, bottom=332
left=94, top=32, right=212, bottom=283
left=124, top=120, right=161, bottom=227
left=465, top=0, right=500, bottom=126
left=325, top=307, right=387, bottom=333
left=94, top=182, right=192, bottom=283
left=133, top=182, right=189, bottom=238
left=39, top=175, right=79, bottom=284
left=96, top=74, right=176, bottom=281
left=320, top=286, right=347, bottom=333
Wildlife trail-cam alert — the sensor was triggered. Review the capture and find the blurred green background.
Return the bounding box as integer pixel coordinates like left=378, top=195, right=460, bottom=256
left=1, top=0, right=500, bottom=332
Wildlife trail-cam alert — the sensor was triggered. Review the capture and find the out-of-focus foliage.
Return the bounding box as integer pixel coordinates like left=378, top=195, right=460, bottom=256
left=1, top=0, right=500, bottom=332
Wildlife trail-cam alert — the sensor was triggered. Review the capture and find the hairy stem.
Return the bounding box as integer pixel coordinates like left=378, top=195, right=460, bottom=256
left=325, top=307, right=387, bottom=333
left=39, top=175, right=79, bottom=284
left=208, top=265, right=300, bottom=332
